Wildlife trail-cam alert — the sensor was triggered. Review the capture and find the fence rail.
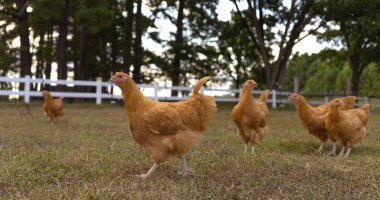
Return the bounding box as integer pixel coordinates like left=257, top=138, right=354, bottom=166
left=0, top=76, right=378, bottom=108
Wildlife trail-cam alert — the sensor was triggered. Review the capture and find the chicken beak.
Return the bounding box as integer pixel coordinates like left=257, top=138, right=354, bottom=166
left=109, top=76, right=115, bottom=83
left=253, top=82, right=258, bottom=88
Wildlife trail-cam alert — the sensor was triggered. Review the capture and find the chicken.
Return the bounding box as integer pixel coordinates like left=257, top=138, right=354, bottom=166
left=288, top=94, right=358, bottom=155
left=231, top=80, right=269, bottom=155
left=316, top=96, right=356, bottom=113
left=109, top=72, right=217, bottom=178
left=42, top=90, right=64, bottom=124
left=288, top=93, right=331, bottom=154
left=349, top=103, right=370, bottom=126
left=325, top=98, right=370, bottom=157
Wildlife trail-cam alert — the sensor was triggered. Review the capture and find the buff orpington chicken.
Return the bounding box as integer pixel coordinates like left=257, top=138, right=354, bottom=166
left=325, top=98, right=370, bottom=157
left=109, top=72, right=217, bottom=179
left=42, top=90, right=64, bottom=125
left=231, top=80, right=269, bottom=154
left=289, top=94, right=359, bottom=155
left=316, top=96, right=356, bottom=113
left=288, top=93, right=331, bottom=154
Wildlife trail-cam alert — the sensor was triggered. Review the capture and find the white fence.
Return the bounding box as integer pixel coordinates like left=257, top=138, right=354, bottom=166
left=0, top=76, right=377, bottom=108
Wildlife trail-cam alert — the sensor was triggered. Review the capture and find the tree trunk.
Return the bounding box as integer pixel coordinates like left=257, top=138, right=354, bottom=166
left=99, top=36, right=107, bottom=78
left=133, top=0, right=142, bottom=83
left=44, top=31, right=53, bottom=91
left=171, top=0, right=185, bottom=97
left=235, top=67, right=241, bottom=98
left=56, top=0, right=69, bottom=91
left=350, top=53, right=361, bottom=96
left=79, top=26, right=88, bottom=81
left=35, top=33, right=45, bottom=91
left=271, top=43, right=294, bottom=90
left=16, top=0, right=31, bottom=79
left=123, top=0, right=134, bottom=74
left=233, top=0, right=316, bottom=90
left=75, top=26, right=88, bottom=93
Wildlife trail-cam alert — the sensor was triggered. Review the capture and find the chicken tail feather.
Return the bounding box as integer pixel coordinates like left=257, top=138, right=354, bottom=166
left=186, top=76, right=216, bottom=132
left=191, top=76, right=210, bottom=96
left=259, top=89, right=270, bottom=103
left=361, top=104, right=371, bottom=117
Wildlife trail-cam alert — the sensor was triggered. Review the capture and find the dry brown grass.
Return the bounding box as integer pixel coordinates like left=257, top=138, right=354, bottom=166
left=0, top=102, right=379, bottom=199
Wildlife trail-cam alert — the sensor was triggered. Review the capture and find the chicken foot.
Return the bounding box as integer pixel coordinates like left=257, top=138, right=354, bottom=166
left=339, top=147, right=346, bottom=157
left=180, top=155, right=193, bottom=176
left=327, top=142, right=337, bottom=156
left=139, top=163, right=160, bottom=179
left=244, top=144, right=255, bottom=155
left=176, top=155, right=194, bottom=176
left=318, top=142, right=326, bottom=154
left=344, top=148, right=352, bottom=158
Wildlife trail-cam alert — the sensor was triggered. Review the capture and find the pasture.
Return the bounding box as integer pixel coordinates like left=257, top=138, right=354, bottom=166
left=0, top=102, right=379, bottom=199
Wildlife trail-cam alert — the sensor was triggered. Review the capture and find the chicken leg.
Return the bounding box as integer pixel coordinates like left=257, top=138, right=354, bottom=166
left=139, top=163, right=160, bottom=179
left=328, top=142, right=337, bottom=156
left=318, top=142, right=325, bottom=154
left=181, top=155, right=189, bottom=176
left=251, top=146, right=255, bottom=155
left=344, top=148, right=352, bottom=158
left=339, top=147, right=346, bottom=157
left=178, top=155, right=193, bottom=176
left=244, top=144, right=248, bottom=153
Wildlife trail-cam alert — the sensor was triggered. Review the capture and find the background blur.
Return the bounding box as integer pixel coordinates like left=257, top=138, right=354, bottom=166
left=0, top=0, right=379, bottom=97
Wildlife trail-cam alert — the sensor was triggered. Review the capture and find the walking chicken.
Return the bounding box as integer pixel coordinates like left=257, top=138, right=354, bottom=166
left=231, top=80, right=269, bottom=154
left=109, top=72, right=216, bottom=178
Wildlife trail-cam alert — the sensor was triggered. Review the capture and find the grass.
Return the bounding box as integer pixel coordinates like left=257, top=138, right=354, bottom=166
left=0, top=102, right=380, bottom=199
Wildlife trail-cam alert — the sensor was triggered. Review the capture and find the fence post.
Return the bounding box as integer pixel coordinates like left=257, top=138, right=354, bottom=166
left=324, top=96, right=329, bottom=103
left=364, top=96, right=368, bottom=104
left=271, top=89, right=277, bottom=109
left=293, top=77, right=299, bottom=93
left=24, top=75, right=31, bottom=103
left=96, top=77, right=102, bottom=105
left=154, top=85, right=159, bottom=100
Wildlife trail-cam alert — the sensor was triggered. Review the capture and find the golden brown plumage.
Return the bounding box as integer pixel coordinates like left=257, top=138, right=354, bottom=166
left=231, top=80, right=269, bottom=154
left=325, top=98, right=370, bottom=157
left=42, top=90, right=64, bottom=125
left=316, top=96, right=356, bottom=113
left=109, top=72, right=216, bottom=178
left=288, top=93, right=330, bottom=154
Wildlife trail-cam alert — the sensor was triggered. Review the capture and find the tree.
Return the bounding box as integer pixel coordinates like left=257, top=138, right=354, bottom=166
left=0, top=23, right=17, bottom=86
left=217, top=13, right=262, bottom=93
left=73, top=0, right=114, bottom=82
left=0, top=0, right=32, bottom=78
left=171, top=0, right=184, bottom=96
left=360, top=63, right=380, bottom=97
left=321, top=0, right=380, bottom=96
left=303, top=58, right=345, bottom=94
left=132, top=0, right=143, bottom=83
left=282, top=52, right=318, bottom=91
left=148, top=0, right=220, bottom=96
left=56, top=0, right=69, bottom=88
left=123, top=0, right=134, bottom=73
left=232, top=0, right=324, bottom=89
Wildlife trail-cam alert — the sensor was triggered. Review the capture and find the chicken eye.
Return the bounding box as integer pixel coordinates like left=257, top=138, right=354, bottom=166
left=118, top=75, right=122, bottom=78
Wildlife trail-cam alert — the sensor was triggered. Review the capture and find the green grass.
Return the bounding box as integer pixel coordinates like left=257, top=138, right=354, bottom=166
left=0, top=102, right=380, bottom=199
